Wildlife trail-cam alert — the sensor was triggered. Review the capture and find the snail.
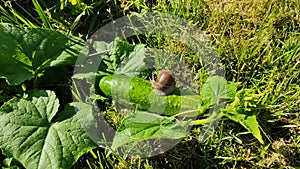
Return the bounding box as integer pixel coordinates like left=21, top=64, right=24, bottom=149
left=151, top=70, right=176, bottom=96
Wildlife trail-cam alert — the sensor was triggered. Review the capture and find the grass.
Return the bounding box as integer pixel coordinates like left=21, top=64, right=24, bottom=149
left=1, top=0, right=300, bottom=168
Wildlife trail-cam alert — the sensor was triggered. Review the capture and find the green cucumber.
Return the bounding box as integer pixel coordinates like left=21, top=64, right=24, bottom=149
left=99, top=75, right=201, bottom=116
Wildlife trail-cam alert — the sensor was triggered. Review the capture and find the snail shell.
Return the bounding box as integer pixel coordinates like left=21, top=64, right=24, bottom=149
left=151, top=70, right=176, bottom=96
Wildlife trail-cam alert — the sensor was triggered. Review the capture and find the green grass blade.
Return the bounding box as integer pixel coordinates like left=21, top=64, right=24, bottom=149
left=14, top=1, right=41, bottom=24
left=10, top=9, right=36, bottom=28
left=0, top=5, right=18, bottom=23
left=86, top=13, right=98, bottom=39
left=32, top=0, right=52, bottom=29
left=69, top=13, right=83, bottom=34
left=2, top=2, right=36, bottom=28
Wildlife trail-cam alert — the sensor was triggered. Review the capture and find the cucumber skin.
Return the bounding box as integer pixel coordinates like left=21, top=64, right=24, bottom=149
left=99, top=75, right=200, bottom=116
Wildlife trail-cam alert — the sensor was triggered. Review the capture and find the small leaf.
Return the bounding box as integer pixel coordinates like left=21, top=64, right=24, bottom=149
left=93, top=40, right=151, bottom=78
left=93, top=40, right=134, bottom=75
left=201, top=76, right=237, bottom=102
left=116, top=44, right=151, bottom=77
left=2, top=157, right=13, bottom=167
left=200, top=76, right=237, bottom=113
left=70, top=0, right=78, bottom=5
left=0, top=90, right=97, bottom=169
left=223, top=89, right=264, bottom=144
left=21, top=84, right=26, bottom=91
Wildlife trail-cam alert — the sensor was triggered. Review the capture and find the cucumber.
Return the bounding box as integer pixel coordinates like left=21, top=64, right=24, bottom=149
left=99, top=75, right=201, bottom=116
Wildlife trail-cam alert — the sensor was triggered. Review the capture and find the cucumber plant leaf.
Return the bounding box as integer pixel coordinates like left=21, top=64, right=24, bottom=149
left=0, top=23, right=84, bottom=85
left=200, top=76, right=238, bottom=113
left=198, top=76, right=238, bottom=142
left=112, top=111, right=189, bottom=151
left=115, top=44, right=152, bottom=78
left=0, top=90, right=97, bottom=169
left=93, top=40, right=135, bottom=75
left=92, top=39, right=151, bottom=77
left=223, top=89, right=264, bottom=144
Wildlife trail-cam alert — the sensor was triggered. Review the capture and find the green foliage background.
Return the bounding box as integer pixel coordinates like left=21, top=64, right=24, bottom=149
left=0, top=0, right=299, bottom=168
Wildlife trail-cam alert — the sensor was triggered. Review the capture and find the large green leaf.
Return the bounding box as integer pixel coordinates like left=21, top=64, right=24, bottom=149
left=223, top=89, right=264, bottom=144
left=0, top=90, right=97, bottom=169
left=112, top=111, right=189, bottom=151
left=0, top=23, right=84, bottom=85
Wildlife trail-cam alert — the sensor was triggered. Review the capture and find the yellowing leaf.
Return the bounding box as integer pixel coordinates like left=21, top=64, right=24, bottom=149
left=69, top=0, right=78, bottom=5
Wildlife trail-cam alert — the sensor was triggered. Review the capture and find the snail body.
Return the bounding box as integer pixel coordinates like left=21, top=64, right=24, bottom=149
left=151, top=70, right=176, bottom=96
